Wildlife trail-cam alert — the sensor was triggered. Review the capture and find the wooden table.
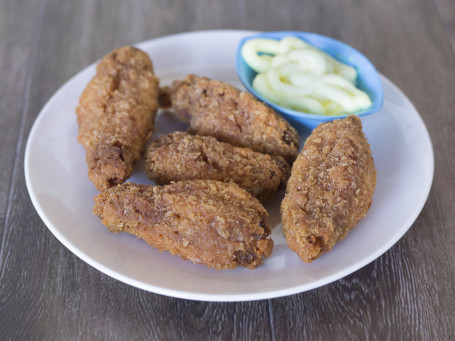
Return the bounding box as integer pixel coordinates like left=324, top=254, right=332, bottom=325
left=1, top=0, right=454, bottom=339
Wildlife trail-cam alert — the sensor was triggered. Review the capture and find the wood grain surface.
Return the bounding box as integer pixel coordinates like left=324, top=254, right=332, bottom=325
left=1, top=0, right=454, bottom=339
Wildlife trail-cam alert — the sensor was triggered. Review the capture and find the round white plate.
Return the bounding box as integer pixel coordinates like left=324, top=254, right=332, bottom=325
left=25, top=30, right=434, bottom=302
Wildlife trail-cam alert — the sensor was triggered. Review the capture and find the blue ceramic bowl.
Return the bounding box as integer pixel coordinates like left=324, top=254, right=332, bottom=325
left=236, top=31, right=384, bottom=130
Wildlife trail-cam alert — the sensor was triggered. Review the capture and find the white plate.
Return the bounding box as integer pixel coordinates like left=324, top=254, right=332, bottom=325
left=25, top=30, right=434, bottom=302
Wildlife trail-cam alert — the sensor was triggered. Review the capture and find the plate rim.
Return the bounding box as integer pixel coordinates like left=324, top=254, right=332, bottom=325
left=24, top=30, right=434, bottom=302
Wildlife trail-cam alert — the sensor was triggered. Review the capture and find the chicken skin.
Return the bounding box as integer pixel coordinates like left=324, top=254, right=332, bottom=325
left=281, top=115, right=376, bottom=263
left=76, top=46, right=159, bottom=191
left=93, top=180, right=274, bottom=270
left=144, top=132, right=290, bottom=202
left=165, top=75, right=299, bottom=163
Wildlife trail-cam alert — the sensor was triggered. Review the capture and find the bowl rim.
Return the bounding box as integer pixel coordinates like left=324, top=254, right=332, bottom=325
left=235, top=31, right=384, bottom=121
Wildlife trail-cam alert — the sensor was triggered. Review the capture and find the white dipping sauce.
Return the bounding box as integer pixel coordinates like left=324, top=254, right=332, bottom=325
left=241, top=37, right=372, bottom=116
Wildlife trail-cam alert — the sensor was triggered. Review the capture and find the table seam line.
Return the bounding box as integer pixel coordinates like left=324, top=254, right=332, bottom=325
left=432, top=0, right=455, bottom=58
left=268, top=299, right=276, bottom=341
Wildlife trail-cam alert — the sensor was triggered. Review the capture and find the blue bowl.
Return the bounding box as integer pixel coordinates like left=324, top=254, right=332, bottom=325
left=236, top=31, right=384, bottom=130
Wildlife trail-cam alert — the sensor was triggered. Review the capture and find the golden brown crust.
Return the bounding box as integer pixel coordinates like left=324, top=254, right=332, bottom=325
left=76, top=46, right=159, bottom=191
left=144, top=132, right=290, bottom=202
left=167, top=75, right=300, bottom=163
left=281, top=116, right=376, bottom=263
left=93, top=180, right=274, bottom=270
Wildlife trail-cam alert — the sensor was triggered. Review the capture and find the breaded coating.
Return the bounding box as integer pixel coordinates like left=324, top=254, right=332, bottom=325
left=93, top=180, right=274, bottom=270
left=166, top=75, right=300, bottom=163
left=144, top=132, right=290, bottom=202
left=76, top=46, right=159, bottom=191
left=281, top=116, right=376, bottom=263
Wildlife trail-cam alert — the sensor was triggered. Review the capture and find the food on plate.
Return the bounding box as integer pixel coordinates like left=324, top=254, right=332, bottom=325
left=93, top=180, right=274, bottom=270
left=76, top=46, right=159, bottom=191
left=241, top=36, right=372, bottom=116
left=281, top=115, right=376, bottom=263
left=164, top=74, right=300, bottom=163
left=144, top=131, right=290, bottom=202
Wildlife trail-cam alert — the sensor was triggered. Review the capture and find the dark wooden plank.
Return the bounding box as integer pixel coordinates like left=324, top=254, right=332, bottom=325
left=2, top=239, right=272, bottom=340
left=38, top=0, right=244, bottom=77
left=1, top=0, right=455, bottom=339
left=271, top=224, right=455, bottom=340
left=0, top=0, right=45, bottom=214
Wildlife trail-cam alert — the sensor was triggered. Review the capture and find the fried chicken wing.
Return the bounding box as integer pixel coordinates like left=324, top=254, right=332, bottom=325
left=281, top=115, right=376, bottom=263
left=166, top=75, right=299, bottom=163
left=144, top=132, right=290, bottom=202
left=93, top=180, right=274, bottom=270
left=76, top=46, right=159, bottom=191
